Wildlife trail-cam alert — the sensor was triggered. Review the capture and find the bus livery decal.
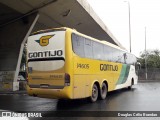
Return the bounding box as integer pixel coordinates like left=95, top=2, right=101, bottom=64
left=116, top=64, right=130, bottom=85
left=35, top=35, right=54, bottom=46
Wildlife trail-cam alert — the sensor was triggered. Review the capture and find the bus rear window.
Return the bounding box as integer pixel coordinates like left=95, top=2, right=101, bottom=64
left=28, top=60, right=64, bottom=71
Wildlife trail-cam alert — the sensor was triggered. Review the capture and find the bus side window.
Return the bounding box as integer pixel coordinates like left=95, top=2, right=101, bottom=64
left=84, top=38, right=93, bottom=59
left=119, top=51, right=125, bottom=63
left=112, top=48, right=118, bottom=62
left=72, top=33, right=85, bottom=57
left=123, top=53, right=127, bottom=64
left=103, top=45, right=112, bottom=61
left=126, top=53, right=130, bottom=64
left=93, top=41, right=103, bottom=60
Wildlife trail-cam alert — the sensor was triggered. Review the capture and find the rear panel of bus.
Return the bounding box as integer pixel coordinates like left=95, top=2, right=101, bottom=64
left=26, top=29, right=73, bottom=99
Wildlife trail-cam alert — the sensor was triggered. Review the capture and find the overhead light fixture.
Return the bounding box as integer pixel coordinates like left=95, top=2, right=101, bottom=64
left=62, top=9, right=71, bottom=17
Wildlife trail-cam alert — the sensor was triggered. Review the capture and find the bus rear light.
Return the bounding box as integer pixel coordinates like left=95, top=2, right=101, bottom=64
left=65, top=73, right=70, bottom=86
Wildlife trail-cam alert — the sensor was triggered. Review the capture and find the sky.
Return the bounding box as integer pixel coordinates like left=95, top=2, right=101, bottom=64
left=87, top=0, right=160, bottom=57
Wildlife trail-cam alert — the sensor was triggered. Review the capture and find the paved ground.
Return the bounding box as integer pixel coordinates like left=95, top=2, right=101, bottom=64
left=0, top=82, right=160, bottom=120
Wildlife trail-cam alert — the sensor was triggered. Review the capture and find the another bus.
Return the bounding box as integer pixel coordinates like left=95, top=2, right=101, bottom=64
left=26, top=27, right=138, bottom=102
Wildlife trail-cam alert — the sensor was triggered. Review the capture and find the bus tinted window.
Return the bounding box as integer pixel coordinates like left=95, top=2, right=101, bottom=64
left=84, top=38, right=93, bottom=59
left=72, top=33, right=85, bottom=57
left=112, top=49, right=119, bottom=62
left=72, top=33, right=136, bottom=65
left=103, top=45, right=113, bottom=61
left=93, top=42, right=103, bottom=60
left=118, top=51, right=125, bottom=63
left=123, top=53, right=127, bottom=64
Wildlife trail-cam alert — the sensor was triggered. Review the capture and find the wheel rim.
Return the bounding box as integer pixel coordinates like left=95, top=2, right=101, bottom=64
left=101, top=83, right=107, bottom=99
left=91, top=85, right=98, bottom=101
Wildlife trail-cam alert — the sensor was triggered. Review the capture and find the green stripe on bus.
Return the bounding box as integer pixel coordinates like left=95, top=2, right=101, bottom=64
left=122, top=65, right=130, bottom=84
left=116, top=64, right=127, bottom=85
left=116, top=64, right=130, bottom=85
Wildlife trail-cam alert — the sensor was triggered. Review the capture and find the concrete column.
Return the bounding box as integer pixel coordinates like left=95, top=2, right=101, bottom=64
left=0, top=12, right=39, bottom=91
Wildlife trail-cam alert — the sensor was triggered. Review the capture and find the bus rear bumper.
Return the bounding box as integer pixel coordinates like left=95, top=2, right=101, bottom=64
left=26, top=85, right=72, bottom=99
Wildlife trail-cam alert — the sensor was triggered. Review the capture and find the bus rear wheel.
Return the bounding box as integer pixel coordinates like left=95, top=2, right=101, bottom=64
left=90, top=84, right=98, bottom=102
left=99, top=82, right=107, bottom=100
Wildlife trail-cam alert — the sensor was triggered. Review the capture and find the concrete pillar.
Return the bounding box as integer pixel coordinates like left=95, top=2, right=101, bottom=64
left=0, top=12, right=39, bottom=91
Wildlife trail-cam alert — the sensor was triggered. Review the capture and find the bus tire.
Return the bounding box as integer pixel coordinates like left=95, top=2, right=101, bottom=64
left=99, top=82, right=107, bottom=100
left=90, top=84, right=98, bottom=102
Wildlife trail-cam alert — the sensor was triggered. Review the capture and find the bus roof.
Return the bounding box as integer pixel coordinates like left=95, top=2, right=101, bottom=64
left=30, top=27, right=129, bottom=55
left=30, top=27, right=67, bottom=36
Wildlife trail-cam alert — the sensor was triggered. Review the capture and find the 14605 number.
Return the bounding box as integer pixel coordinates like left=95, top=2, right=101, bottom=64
left=77, top=63, right=89, bottom=69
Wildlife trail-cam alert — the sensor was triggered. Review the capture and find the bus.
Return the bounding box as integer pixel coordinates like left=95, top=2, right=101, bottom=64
left=26, top=27, right=138, bottom=102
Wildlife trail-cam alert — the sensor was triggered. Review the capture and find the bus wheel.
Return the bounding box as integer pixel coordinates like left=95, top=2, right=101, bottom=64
left=90, top=84, right=98, bottom=102
left=100, top=82, right=107, bottom=100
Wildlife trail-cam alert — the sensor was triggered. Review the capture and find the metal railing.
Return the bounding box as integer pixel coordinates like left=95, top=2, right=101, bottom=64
left=138, top=68, right=160, bottom=81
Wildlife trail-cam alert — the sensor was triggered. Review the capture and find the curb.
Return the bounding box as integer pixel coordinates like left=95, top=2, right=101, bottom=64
left=138, top=80, right=160, bottom=82
left=0, top=91, right=27, bottom=94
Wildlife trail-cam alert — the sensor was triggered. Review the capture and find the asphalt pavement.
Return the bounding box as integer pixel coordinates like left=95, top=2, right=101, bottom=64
left=0, top=82, right=160, bottom=120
